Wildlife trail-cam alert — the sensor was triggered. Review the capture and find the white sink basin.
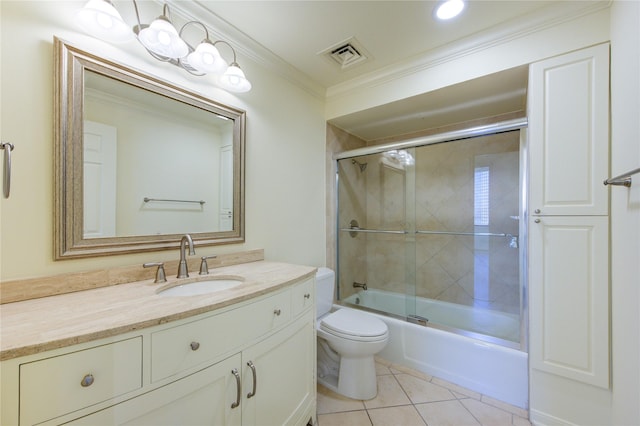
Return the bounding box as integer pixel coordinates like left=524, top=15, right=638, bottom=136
left=157, top=279, right=243, bottom=297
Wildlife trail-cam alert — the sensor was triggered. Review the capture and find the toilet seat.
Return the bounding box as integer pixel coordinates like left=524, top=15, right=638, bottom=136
left=320, top=309, right=388, bottom=342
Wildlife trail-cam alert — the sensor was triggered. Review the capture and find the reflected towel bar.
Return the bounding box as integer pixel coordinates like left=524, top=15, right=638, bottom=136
left=1, top=142, right=14, bottom=199
left=143, top=197, right=206, bottom=205
left=604, top=167, right=640, bottom=187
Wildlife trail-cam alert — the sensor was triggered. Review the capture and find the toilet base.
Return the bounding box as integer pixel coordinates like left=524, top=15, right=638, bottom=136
left=317, top=355, right=378, bottom=400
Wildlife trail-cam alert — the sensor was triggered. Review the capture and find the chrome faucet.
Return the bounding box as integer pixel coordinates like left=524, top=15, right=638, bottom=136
left=353, top=281, right=367, bottom=291
left=177, top=234, right=195, bottom=278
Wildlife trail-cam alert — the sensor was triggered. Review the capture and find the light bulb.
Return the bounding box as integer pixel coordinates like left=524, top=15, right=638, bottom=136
left=75, top=0, right=133, bottom=43
left=435, top=0, right=465, bottom=20
left=187, top=41, right=228, bottom=74
left=138, top=17, right=188, bottom=59
left=219, top=64, right=252, bottom=93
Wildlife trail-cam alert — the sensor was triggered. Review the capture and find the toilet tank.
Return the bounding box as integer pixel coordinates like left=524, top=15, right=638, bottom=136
left=315, top=267, right=335, bottom=317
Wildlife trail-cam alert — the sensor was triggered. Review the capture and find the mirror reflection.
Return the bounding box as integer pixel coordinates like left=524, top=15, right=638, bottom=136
left=83, top=71, right=235, bottom=238
left=54, top=38, right=245, bottom=259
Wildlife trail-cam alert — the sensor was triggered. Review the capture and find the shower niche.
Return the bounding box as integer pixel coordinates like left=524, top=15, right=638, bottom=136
left=336, top=125, right=526, bottom=348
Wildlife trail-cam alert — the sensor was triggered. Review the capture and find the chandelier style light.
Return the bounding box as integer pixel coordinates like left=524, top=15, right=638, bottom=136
left=75, top=0, right=252, bottom=93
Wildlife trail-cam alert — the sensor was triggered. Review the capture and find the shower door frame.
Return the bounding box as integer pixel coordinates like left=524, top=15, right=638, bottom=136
left=334, top=117, right=530, bottom=351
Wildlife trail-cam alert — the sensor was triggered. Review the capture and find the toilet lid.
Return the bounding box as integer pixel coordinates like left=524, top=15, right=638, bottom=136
left=320, top=309, right=388, bottom=338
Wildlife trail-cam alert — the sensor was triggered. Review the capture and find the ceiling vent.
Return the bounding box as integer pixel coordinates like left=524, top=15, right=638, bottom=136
left=319, top=37, right=371, bottom=70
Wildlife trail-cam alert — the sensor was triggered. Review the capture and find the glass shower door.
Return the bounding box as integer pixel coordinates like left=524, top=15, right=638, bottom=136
left=412, top=132, right=521, bottom=344
left=336, top=151, right=417, bottom=320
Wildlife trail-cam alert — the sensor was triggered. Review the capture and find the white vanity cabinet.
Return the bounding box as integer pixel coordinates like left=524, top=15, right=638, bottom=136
left=68, top=354, right=243, bottom=426
left=1, top=276, right=316, bottom=426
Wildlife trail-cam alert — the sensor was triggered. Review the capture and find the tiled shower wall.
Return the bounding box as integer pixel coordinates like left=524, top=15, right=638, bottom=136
left=338, top=131, right=521, bottom=315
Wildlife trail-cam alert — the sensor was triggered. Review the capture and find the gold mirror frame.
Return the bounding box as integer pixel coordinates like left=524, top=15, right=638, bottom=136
left=54, top=38, right=245, bottom=259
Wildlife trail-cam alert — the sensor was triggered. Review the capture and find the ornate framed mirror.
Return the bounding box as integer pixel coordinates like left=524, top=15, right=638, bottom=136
left=54, top=38, right=245, bottom=259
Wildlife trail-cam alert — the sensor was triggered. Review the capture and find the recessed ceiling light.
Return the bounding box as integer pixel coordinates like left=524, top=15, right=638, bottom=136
left=434, top=0, right=465, bottom=20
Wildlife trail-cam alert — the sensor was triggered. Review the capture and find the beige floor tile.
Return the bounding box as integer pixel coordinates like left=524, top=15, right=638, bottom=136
left=395, top=373, right=456, bottom=404
left=431, top=377, right=482, bottom=400
left=512, top=414, right=532, bottom=426
left=375, top=356, right=392, bottom=367
left=317, top=410, right=372, bottom=426
left=390, top=363, right=433, bottom=381
left=368, top=405, right=427, bottom=426
left=480, top=395, right=529, bottom=419
left=363, top=374, right=412, bottom=409
left=317, top=384, right=366, bottom=414
left=460, top=398, right=513, bottom=426
left=375, top=362, right=393, bottom=376
left=415, top=400, right=481, bottom=426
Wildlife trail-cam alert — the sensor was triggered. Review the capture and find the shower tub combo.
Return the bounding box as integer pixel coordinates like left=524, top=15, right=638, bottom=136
left=335, top=119, right=529, bottom=408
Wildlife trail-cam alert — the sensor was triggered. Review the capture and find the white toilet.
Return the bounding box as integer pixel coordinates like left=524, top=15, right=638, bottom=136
left=315, top=267, right=389, bottom=400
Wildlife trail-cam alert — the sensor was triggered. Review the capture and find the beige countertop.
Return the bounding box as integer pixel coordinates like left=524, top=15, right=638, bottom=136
left=0, top=261, right=316, bottom=361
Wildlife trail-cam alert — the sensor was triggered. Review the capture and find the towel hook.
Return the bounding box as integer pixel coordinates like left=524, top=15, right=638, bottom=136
left=1, top=142, right=14, bottom=199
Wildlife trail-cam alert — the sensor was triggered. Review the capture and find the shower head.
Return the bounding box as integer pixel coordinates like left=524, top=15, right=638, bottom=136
left=351, top=159, right=367, bottom=172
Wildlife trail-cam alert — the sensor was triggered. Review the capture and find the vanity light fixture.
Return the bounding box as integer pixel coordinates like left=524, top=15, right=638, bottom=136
left=75, top=0, right=252, bottom=93
left=434, top=0, right=465, bottom=20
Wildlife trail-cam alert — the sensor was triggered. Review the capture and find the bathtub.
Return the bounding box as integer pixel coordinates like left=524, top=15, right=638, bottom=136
left=343, top=289, right=521, bottom=343
left=338, top=290, right=528, bottom=409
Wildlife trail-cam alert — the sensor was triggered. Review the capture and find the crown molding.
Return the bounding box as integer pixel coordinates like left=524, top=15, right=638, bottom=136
left=166, top=0, right=326, bottom=100
left=164, top=1, right=610, bottom=102
left=325, top=0, right=612, bottom=100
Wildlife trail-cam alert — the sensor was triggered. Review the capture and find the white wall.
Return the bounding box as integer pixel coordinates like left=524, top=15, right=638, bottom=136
left=610, top=1, right=640, bottom=424
left=0, top=1, right=327, bottom=280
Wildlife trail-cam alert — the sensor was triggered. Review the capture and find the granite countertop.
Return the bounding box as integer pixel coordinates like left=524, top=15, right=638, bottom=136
left=0, top=261, right=316, bottom=361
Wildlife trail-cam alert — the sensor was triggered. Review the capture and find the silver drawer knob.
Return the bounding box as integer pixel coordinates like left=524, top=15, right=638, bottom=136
left=190, top=341, right=200, bottom=351
left=534, top=209, right=541, bottom=214
left=80, top=374, right=94, bottom=387
left=273, top=308, right=281, bottom=316
left=535, top=219, right=541, bottom=223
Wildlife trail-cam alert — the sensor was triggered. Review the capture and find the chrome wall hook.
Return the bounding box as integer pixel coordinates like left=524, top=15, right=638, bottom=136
left=1, top=142, right=14, bottom=199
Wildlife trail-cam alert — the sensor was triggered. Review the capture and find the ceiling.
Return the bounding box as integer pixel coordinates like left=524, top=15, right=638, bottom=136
left=170, top=1, right=601, bottom=140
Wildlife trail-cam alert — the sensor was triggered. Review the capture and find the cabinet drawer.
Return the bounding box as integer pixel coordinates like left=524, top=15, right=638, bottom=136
left=151, top=289, right=291, bottom=382
left=19, top=337, right=142, bottom=425
left=292, top=277, right=315, bottom=316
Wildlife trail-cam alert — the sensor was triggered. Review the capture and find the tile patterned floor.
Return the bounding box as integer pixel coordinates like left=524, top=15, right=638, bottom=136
left=317, top=358, right=530, bottom=426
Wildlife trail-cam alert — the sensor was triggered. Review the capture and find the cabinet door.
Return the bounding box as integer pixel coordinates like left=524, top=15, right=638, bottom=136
left=528, top=43, right=609, bottom=216
left=68, top=354, right=242, bottom=426
left=241, top=312, right=315, bottom=426
left=529, top=216, right=609, bottom=388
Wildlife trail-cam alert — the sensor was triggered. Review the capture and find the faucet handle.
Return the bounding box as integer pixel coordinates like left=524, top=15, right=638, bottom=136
left=199, top=255, right=218, bottom=275
left=143, top=262, right=167, bottom=284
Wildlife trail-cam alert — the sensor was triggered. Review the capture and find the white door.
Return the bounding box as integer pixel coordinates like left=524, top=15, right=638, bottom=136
left=529, top=215, right=609, bottom=387
left=528, top=43, right=609, bottom=216
left=83, top=121, right=117, bottom=238
left=219, top=145, right=233, bottom=231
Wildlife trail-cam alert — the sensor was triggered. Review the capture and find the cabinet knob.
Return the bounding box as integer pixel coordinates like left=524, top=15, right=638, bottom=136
left=80, top=374, right=94, bottom=387
left=534, top=209, right=541, bottom=214
left=190, top=341, right=200, bottom=351
left=273, top=308, right=281, bottom=316
left=304, top=293, right=311, bottom=299
left=535, top=219, right=541, bottom=224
